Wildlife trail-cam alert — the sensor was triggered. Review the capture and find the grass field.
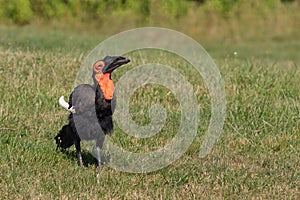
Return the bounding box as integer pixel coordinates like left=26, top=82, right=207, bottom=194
left=0, top=25, right=299, bottom=199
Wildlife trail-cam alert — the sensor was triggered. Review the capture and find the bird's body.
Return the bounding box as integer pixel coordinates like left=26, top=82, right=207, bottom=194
left=70, top=84, right=107, bottom=141
left=55, top=56, right=130, bottom=171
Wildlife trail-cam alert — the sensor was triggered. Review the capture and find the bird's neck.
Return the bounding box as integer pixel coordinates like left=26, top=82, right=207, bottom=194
left=95, top=73, right=114, bottom=100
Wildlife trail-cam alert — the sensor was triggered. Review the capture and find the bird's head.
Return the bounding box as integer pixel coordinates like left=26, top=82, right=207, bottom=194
left=92, top=56, right=130, bottom=100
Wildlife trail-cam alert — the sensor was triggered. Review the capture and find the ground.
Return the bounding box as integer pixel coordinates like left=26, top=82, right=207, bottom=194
left=0, top=26, right=299, bottom=199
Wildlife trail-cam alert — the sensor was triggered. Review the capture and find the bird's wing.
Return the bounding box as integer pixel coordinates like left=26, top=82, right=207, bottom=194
left=70, top=84, right=95, bottom=114
left=70, top=84, right=105, bottom=141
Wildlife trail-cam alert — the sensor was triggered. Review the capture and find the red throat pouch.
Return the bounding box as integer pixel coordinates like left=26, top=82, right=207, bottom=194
left=95, top=73, right=114, bottom=100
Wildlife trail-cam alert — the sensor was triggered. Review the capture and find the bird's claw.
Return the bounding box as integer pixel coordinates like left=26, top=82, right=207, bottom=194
left=69, top=106, right=76, bottom=113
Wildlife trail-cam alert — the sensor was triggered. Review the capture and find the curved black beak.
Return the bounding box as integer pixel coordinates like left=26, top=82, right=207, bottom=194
left=102, top=56, right=130, bottom=74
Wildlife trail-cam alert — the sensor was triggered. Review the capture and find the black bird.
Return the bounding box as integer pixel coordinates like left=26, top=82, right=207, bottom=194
left=55, top=56, right=130, bottom=171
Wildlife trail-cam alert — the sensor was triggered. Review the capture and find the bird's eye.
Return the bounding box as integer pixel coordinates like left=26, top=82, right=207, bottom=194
left=93, top=61, right=105, bottom=73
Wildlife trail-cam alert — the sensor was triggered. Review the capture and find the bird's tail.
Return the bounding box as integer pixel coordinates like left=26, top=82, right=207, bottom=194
left=58, top=96, right=76, bottom=113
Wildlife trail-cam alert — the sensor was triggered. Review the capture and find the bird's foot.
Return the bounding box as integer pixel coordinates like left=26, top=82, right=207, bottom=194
left=78, top=157, right=84, bottom=167
left=97, top=164, right=102, bottom=172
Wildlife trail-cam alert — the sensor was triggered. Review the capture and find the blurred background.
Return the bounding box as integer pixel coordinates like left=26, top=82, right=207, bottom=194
left=1, top=0, right=299, bottom=42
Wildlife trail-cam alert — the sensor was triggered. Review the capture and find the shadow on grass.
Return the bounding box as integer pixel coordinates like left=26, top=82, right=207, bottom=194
left=57, top=149, right=110, bottom=168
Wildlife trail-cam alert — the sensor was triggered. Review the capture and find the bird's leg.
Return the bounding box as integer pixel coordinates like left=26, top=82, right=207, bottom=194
left=96, top=136, right=105, bottom=172
left=74, top=139, right=83, bottom=167
left=96, top=146, right=102, bottom=172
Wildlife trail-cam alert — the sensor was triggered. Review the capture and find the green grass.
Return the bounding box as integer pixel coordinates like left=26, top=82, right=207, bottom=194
left=0, top=25, right=299, bottom=199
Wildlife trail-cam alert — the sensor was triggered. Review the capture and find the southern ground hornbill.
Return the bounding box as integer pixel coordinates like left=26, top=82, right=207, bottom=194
left=55, top=56, right=130, bottom=171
